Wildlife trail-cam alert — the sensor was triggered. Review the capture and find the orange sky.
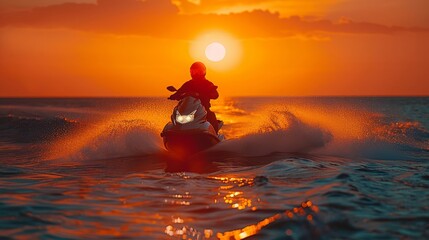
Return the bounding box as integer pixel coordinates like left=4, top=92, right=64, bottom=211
left=0, top=0, right=428, bottom=96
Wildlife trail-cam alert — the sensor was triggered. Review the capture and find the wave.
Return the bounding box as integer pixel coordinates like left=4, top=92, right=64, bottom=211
left=47, top=109, right=334, bottom=162
left=0, top=115, right=79, bottom=143
left=310, top=119, right=429, bottom=161
left=47, top=119, right=163, bottom=161
left=44, top=99, right=428, bottom=162
left=211, top=112, right=332, bottom=156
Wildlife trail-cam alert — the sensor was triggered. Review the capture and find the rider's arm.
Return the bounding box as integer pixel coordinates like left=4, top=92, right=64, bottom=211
left=209, top=85, right=219, bottom=100
left=169, top=82, right=190, bottom=100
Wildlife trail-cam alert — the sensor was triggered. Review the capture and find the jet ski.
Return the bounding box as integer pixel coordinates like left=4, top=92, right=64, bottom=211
left=161, top=86, right=224, bottom=157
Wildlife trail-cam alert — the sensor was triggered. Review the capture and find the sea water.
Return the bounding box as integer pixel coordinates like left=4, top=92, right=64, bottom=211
left=0, top=97, right=428, bottom=239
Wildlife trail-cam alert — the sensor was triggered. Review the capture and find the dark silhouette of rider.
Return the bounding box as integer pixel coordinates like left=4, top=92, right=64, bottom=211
left=169, top=62, right=220, bottom=132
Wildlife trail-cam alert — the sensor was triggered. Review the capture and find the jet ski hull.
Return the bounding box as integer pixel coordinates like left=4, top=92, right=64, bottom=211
left=162, top=129, right=220, bottom=156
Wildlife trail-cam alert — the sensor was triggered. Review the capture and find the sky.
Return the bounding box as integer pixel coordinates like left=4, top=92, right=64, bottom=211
left=0, top=0, right=428, bottom=96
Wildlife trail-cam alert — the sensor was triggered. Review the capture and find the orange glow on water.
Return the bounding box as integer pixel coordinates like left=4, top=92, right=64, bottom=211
left=46, top=102, right=170, bottom=160
left=210, top=176, right=255, bottom=210
left=217, top=213, right=282, bottom=240
left=211, top=98, right=379, bottom=141
left=162, top=174, right=320, bottom=239
left=217, top=200, right=319, bottom=240
left=44, top=97, right=390, bottom=161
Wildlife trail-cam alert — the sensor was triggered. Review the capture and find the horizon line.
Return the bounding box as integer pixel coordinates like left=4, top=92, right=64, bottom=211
left=0, top=95, right=428, bottom=98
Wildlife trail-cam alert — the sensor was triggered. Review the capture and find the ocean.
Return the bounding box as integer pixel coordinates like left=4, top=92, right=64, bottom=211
left=0, top=97, right=428, bottom=239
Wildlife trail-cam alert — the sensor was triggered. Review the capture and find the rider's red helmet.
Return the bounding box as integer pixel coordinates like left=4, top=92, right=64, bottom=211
left=190, top=62, right=206, bottom=78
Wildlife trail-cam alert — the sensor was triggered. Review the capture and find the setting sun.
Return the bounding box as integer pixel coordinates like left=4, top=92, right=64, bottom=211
left=205, top=42, right=226, bottom=62
left=190, top=31, right=242, bottom=71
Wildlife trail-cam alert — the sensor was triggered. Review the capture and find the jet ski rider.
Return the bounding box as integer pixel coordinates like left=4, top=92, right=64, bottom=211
left=168, top=62, right=220, bottom=132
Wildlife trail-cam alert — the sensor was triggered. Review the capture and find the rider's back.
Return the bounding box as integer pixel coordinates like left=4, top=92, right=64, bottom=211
left=175, top=77, right=219, bottom=110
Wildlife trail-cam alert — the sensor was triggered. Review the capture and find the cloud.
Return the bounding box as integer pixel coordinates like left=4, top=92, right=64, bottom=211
left=0, top=0, right=427, bottom=38
left=327, top=0, right=429, bottom=28
left=172, top=0, right=331, bottom=16
left=0, top=0, right=95, bottom=9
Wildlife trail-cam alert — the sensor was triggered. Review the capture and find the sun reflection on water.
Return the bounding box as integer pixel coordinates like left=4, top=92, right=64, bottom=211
left=163, top=200, right=318, bottom=239
left=163, top=175, right=319, bottom=239
left=211, top=176, right=255, bottom=210
left=217, top=200, right=319, bottom=240
left=164, top=225, right=215, bottom=239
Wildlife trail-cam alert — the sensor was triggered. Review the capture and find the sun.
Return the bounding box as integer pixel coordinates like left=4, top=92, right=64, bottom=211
left=190, top=31, right=241, bottom=70
left=205, top=42, right=226, bottom=62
